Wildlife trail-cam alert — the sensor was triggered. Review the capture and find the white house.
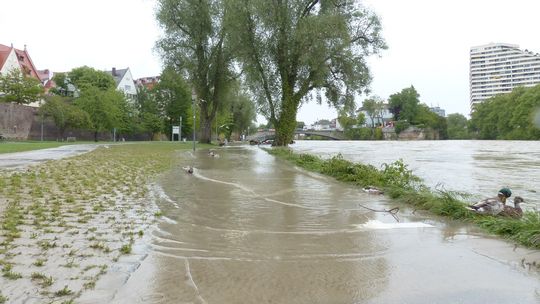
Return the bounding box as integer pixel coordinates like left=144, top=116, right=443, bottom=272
left=106, top=67, right=137, bottom=101
left=358, top=103, right=394, bottom=127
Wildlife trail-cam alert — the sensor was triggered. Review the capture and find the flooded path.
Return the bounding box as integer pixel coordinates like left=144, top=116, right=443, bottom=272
left=0, top=144, right=98, bottom=169
left=113, top=146, right=540, bottom=303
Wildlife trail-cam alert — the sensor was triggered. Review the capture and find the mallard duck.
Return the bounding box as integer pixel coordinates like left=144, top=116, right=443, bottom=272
left=499, top=196, right=524, bottom=219
left=363, top=186, right=384, bottom=195
left=183, top=166, right=193, bottom=174
left=467, top=197, right=504, bottom=215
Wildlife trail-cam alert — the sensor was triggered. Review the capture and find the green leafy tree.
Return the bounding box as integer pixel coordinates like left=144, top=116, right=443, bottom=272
left=67, top=66, right=116, bottom=91
left=447, top=113, right=469, bottom=139
left=0, top=69, right=44, bottom=104
left=156, top=0, right=234, bottom=143
left=388, top=86, right=420, bottom=122
left=228, top=90, right=256, bottom=140
left=470, top=85, right=540, bottom=139
left=40, top=96, right=91, bottom=140
left=362, top=97, right=385, bottom=128
left=152, top=67, right=193, bottom=140
left=226, top=0, right=386, bottom=146
left=75, top=87, right=123, bottom=141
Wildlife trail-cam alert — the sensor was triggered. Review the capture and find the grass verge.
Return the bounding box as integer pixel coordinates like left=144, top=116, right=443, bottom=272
left=0, top=141, right=78, bottom=154
left=266, top=148, right=540, bottom=249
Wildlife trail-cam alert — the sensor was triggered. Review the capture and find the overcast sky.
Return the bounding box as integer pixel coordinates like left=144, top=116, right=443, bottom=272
left=2, top=0, right=540, bottom=125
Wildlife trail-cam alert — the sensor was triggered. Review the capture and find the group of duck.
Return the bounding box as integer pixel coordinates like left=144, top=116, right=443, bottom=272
left=467, top=187, right=524, bottom=219
left=363, top=186, right=525, bottom=219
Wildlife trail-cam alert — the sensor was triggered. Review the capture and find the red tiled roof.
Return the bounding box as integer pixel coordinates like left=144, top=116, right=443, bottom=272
left=0, top=43, right=40, bottom=80
left=0, top=44, right=13, bottom=71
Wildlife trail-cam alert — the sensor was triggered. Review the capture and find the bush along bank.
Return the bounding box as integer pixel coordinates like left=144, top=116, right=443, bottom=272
left=265, top=148, right=540, bottom=249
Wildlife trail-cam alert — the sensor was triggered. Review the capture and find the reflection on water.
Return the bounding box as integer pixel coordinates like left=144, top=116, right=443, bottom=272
left=112, top=146, right=540, bottom=304
left=291, top=140, right=540, bottom=208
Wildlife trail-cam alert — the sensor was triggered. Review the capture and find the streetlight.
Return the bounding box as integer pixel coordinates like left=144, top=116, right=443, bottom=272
left=191, top=89, right=197, bottom=151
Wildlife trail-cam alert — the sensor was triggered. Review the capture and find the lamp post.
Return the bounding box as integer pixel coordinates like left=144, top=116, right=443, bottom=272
left=191, top=90, right=197, bottom=151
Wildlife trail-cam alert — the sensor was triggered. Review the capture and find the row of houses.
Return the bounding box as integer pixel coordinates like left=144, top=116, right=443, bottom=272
left=0, top=43, right=160, bottom=105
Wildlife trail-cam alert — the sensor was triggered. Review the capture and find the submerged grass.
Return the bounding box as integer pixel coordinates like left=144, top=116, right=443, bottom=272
left=0, top=142, right=210, bottom=301
left=266, top=148, right=540, bottom=249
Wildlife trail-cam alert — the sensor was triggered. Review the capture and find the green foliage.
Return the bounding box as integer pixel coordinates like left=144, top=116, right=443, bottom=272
left=40, top=96, right=91, bottom=139
left=156, top=0, right=235, bottom=143
left=67, top=66, right=116, bottom=92
left=226, top=0, right=386, bottom=145
left=447, top=113, right=469, bottom=139
left=394, top=120, right=410, bottom=134
left=362, top=97, right=385, bottom=129
left=152, top=66, right=193, bottom=140
left=0, top=69, right=44, bottom=104
left=470, top=84, right=540, bottom=139
left=75, top=87, right=125, bottom=141
left=388, top=86, right=420, bottom=122
left=120, top=244, right=132, bottom=254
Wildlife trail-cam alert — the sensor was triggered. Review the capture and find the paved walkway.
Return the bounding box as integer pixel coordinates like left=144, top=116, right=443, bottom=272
left=0, top=144, right=98, bottom=169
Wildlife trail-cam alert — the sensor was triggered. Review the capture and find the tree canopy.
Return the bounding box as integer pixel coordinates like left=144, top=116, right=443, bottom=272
left=0, top=69, right=44, bottom=104
left=226, top=0, right=386, bottom=145
left=469, top=84, right=540, bottom=139
left=156, top=0, right=235, bottom=143
left=40, top=95, right=91, bottom=140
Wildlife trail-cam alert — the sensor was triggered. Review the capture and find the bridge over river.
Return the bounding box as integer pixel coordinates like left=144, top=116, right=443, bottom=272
left=248, top=129, right=345, bottom=141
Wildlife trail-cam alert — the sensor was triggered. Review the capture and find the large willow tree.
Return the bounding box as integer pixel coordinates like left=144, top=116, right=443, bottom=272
left=227, top=0, right=386, bottom=146
left=156, top=0, right=234, bottom=143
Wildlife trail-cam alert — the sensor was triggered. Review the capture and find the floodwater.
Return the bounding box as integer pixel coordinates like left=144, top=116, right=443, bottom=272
left=291, top=140, right=540, bottom=209
left=112, top=146, right=540, bottom=304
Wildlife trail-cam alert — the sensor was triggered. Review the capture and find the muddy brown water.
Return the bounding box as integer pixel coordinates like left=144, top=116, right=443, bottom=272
left=111, top=146, right=539, bottom=304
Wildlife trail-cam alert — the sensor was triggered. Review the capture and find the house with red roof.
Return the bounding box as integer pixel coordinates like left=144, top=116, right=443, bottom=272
left=0, top=44, right=40, bottom=79
left=0, top=43, right=44, bottom=107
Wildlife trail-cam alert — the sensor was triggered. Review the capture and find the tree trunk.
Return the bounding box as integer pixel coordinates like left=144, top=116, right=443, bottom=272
left=199, top=117, right=212, bottom=144
left=94, top=131, right=98, bottom=142
left=273, top=97, right=298, bottom=146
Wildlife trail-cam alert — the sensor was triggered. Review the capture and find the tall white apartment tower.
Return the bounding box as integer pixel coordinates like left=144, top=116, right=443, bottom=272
left=469, top=43, right=540, bottom=111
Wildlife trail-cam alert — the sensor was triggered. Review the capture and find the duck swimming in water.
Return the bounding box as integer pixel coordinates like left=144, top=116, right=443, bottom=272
left=182, top=166, right=193, bottom=174
left=467, top=188, right=512, bottom=215
left=363, top=186, right=384, bottom=195
left=499, top=196, right=524, bottom=219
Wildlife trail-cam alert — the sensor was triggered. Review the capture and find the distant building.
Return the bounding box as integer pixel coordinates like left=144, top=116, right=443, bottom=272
left=470, top=43, right=540, bottom=111
left=357, top=103, right=393, bottom=127
left=106, top=67, right=137, bottom=100
left=429, top=106, right=445, bottom=117
left=135, top=76, right=160, bottom=90
left=311, top=119, right=332, bottom=131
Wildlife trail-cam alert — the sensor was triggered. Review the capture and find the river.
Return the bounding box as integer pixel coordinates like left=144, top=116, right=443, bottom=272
left=291, top=140, right=540, bottom=209
left=110, top=145, right=540, bottom=304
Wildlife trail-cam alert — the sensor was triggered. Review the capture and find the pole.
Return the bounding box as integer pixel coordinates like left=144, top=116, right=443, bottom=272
left=192, top=92, right=196, bottom=151
left=179, top=116, right=182, bottom=142
left=40, top=113, right=44, bottom=142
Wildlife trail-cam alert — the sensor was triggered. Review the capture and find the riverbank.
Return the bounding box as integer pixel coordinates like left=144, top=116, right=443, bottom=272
left=266, top=148, right=540, bottom=250
left=0, top=142, right=202, bottom=303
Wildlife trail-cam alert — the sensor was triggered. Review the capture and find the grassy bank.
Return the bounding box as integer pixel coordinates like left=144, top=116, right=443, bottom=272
left=0, top=141, right=83, bottom=154
left=266, top=148, right=540, bottom=249
left=0, top=142, right=205, bottom=302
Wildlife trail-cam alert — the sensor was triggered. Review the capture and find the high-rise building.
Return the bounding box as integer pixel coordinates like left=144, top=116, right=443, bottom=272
left=469, top=43, right=540, bottom=111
